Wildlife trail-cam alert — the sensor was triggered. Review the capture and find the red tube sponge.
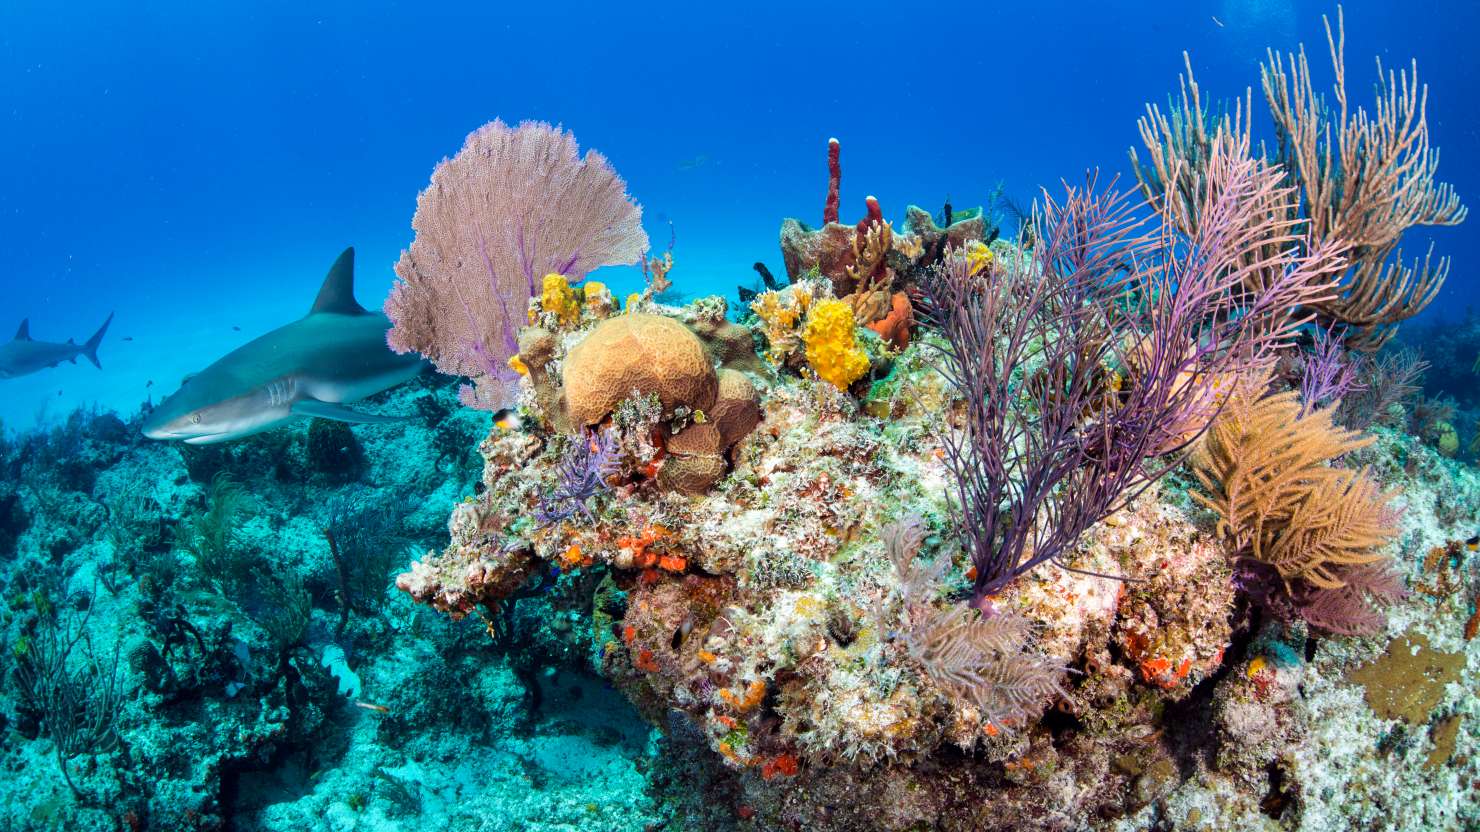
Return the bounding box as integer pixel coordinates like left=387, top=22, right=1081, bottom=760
left=824, top=137, right=841, bottom=224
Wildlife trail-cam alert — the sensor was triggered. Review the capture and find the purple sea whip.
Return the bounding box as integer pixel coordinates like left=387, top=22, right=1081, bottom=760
left=921, top=136, right=1342, bottom=608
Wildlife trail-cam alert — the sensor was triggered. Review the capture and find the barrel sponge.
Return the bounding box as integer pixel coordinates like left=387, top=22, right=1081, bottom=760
left=562, top=314, right=718, bottom=427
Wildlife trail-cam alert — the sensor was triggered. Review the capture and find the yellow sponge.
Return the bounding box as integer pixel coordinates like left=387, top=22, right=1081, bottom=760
left=804, top=298, right=870, bottom=390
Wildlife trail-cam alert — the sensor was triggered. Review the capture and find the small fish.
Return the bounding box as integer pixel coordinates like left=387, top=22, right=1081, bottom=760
left=354, top=701, right=389, bottom=713
left=232, top=325, right=241, bottom=331
left=1466, top=535, right=1478, bottom=552
left=671, top=613, right=695, bottom=650
left=146, top=380, right=154, bottom=388
left=1211, top=15, right=1225, bottom=27
left=493, top=408, right=523, bottom=432
left=122, top=336, right=134, bottom=342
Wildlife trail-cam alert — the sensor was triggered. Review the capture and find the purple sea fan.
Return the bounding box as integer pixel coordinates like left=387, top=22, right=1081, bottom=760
left=385, top=120, right=648, bottom=410
left=921, top=133, right=1342, bottom=608
left=535, top=429, right=623, bottom=527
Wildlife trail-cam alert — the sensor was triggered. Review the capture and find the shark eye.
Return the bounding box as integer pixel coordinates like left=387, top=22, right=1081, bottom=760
left=192, top=414, right=202, bottom=424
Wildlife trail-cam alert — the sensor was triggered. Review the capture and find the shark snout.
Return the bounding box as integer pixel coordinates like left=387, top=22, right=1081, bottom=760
left=140, top=417, right=181, bottom=440
left=140, top=409, right=200, bottom=440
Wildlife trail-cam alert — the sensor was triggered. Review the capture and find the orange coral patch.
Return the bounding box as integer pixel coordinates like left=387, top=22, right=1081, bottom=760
left=761, top=753, right=799, bottom=780
left=658, top=554, right=688, bottom=572
left=864, top=291, right=914, bottom=349
left=727, top=679, right=766, bottom=713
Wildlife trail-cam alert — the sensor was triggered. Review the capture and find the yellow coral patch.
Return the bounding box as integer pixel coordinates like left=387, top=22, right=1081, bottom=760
left=793, top=595, right=823, bottom=618
left=541, top=273, right=580, bottom=326
left=803, top=298, right=870, bottom=390
left=965, top=240, right=993, bottom=276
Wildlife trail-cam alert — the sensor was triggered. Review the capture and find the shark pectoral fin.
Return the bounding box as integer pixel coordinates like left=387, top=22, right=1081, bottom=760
left=292, top=399, right=410, bottom=425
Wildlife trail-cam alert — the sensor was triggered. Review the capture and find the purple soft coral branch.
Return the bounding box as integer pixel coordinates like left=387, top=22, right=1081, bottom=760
left=924, top=145, right=1336, bottom=607
left=1298, top=326, right=1365, bottom=416
left=535, top=429, right=622, bottom=527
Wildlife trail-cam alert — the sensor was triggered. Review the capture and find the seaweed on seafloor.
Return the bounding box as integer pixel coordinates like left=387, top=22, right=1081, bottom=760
left=255, top=571, right=312, bottom=654
left=11, top=589, right=127, bottom=799
left=175, top=471, right=257, bottom=599
left=97, top=479, right=166, bottom=595
left=534, top=428, right=621, bottom=528
left=1335, top=348, right=1427, bottom=430
left=372, top=767, right=422, bottom=816
left=324, top=496, right=406, bottom=637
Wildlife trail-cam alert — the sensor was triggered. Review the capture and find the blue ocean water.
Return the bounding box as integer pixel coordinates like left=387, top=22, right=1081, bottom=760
left=2, top=0, right=1475, bottom=431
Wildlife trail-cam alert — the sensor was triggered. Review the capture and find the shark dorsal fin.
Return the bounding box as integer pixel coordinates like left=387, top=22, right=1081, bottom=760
left=13, top=319, right=30, bottom=341
left=309, top=247, right=367, bottom=316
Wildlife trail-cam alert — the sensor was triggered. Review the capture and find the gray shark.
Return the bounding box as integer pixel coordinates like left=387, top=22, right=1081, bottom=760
left=0, top=313, right=113, bottom=379
left=142, top=247, right=426, bottom=444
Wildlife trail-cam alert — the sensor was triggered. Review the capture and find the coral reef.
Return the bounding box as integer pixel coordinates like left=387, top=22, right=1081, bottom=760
left=6, top=12, right=1479, bottom=832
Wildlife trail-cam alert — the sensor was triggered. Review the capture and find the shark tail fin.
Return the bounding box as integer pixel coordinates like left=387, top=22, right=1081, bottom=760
left=82, top=312, right=114, bottom=369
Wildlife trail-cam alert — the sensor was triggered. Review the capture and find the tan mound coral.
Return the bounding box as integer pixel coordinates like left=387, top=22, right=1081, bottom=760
left=710, top=369, right=761, bottom=451
left=657, top=369, right=762, bottom=495
left=659, top=423, right=727, bottom=495
left=562, top=314, right=718, bottom=426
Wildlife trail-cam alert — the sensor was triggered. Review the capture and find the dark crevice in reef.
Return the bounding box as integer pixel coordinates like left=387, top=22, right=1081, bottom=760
left=1260, top=759, right=1294, bottom=820
left=1159, top=669, right=1221, bottom=779
left=1159, top=613, right=1260, bottom=782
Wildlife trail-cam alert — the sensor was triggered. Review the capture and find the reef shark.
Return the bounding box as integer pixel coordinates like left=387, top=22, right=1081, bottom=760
left=142, top=247, right=426, bottom=444
left=0, top=313, right=114, bottom=379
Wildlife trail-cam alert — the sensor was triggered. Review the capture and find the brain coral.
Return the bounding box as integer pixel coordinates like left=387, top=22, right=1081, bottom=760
left=562, top=314, right=719, bottom=426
